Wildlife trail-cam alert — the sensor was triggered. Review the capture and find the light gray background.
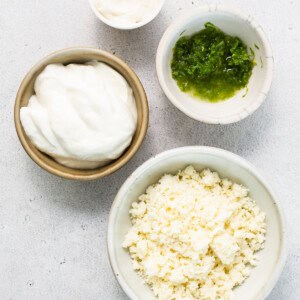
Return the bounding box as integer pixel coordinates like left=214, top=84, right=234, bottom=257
left=0, top=0, right=299, bottom=299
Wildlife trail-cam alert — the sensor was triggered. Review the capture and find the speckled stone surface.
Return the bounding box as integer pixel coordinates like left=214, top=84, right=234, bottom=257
left=0, top=0, right=299, bottom=299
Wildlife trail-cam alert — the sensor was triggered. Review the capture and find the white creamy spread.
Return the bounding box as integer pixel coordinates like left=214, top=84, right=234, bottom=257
left=123, top=167, right=267, bottom=300
left=20, top=62, right=137, bottom=169
left=96, top=0, right=160, bottom=26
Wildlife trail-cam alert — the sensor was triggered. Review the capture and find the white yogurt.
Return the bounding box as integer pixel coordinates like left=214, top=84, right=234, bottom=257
left=95, top=0, right=161, bottom=26
left=20, top=62, right=137, bottom=169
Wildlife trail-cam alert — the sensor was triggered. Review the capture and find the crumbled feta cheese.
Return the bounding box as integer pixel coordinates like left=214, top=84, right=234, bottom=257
left=211, top=233, right=240, bottom=265
left=123, top=167, right=266, bottom=300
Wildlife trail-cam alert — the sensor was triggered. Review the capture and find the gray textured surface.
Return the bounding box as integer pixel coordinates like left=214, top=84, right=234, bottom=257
left=0, top=0, right=299, bottom=299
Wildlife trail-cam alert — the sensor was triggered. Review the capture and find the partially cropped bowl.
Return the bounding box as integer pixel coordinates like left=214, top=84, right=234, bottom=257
left=89, top=0, right=165, bottom=30
left=108, top=146, right=286, bottom=300
left=156, top=5, right=274, bottom=124
left=14, top=47, right=149, bottom=180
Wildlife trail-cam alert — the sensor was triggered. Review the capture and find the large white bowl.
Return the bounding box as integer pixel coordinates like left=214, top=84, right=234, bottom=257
left=108, top=147, right=286, bottom=300
left=156, top=5, right=274, bottom=124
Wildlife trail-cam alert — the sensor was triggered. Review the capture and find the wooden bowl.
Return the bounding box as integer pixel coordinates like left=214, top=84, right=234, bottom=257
left=14, top=48, right=149, bottom=180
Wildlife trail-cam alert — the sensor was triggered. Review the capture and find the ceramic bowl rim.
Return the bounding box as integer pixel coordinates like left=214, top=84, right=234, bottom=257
left=107, top=146, right=287, bottom=300
left=89, top=0, right=165, bottom=30
left=14, top=47, right=149, bottom=181
left=156, top=4, right=274, bottom=124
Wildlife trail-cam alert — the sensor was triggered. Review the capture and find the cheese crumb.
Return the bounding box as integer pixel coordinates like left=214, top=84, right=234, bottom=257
left=123, top=167, right=266, bottom=300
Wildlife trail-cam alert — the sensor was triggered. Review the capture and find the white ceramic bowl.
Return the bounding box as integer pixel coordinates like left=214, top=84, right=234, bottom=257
left=89, top=0, right=165, bottom=30
left=108, top=146, right=286, bottom=300
left=156, top=5, right=274, bottom=124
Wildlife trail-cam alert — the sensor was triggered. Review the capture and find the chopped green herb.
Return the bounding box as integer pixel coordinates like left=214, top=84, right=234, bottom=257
left=171, top=22, right=255, bottom=102
left=242, top=86, right=249, bottom=98
left=260, top=56, right=263, bottom=68
left=254, top=44, right=260, bottom=50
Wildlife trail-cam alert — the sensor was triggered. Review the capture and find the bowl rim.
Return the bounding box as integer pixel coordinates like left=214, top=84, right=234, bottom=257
left=156, top=4, right=274, bottom=124
left=88, top=0, right=165, bottom=30
left=14, top=47, right=149, bottom=181
left=107, top=146, right=287, bottom=300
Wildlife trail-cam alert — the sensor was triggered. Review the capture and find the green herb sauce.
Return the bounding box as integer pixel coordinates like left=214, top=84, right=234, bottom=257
left=171, top=22, right=255, bottom=102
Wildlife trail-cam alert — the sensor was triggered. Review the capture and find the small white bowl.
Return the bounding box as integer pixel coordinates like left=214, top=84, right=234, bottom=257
left=89, top=0, right=165, bottom=30
left=108, top=146, right=286, bottom=300
left=156, top=5, right=274, bottom=124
